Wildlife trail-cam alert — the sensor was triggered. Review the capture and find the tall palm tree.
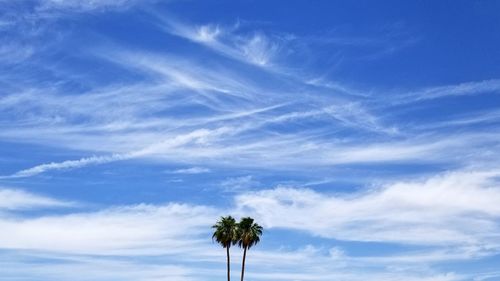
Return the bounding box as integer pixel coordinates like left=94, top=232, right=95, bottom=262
left=237, top=217, right=263, bottom=281
left=212, top=216, right=238, bottom=281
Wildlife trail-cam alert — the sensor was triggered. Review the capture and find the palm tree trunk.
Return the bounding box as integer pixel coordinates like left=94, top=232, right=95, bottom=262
left=227, top=246, right=231, bottom=281
left=240, top=246, right=247, bottom=281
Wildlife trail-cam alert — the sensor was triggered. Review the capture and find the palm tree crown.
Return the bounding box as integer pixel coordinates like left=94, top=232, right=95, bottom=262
left=237, top=217, right=263, bottom=281
left=237, top=217, right=263, bottom=249
left=212, top=216, right=238, bottom=281
left=212, top=216, right=238, bottom=247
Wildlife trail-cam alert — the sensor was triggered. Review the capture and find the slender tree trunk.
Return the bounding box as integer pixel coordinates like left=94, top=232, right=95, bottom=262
left=227, top=246, right=231, bottom=281
left=240, top=246, right=247, bottom=281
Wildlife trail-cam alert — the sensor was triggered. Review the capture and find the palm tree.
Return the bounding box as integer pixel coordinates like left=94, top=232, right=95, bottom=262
left=237, top=217, right=263, bottom=281
left=212, top=216, right=238, bottom=281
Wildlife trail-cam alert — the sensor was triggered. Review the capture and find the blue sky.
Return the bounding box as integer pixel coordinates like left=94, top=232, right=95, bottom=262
left=1, top=1, right=500, bottom=280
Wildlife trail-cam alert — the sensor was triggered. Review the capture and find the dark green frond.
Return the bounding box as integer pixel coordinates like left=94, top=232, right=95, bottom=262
left=212, top=215, right=238, bottom=248
left=237, top=217, right=263, bottom=249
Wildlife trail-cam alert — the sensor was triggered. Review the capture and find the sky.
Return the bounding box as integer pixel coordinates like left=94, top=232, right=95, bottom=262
left=1, top=0, right=500, bottom=280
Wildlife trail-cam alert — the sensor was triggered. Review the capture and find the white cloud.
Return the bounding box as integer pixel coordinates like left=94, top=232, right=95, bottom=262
left=0, top=188, right=74, bottom=210
left=220, top=175, right=259, bottom=192
left=0, top=255, right=199, bottom=281
left=240, top=33, right=279, bottom=66
left=195, top=24, right=221, bottom=43
left=36, top=0, right=143, bottom=12
left=235, top=170, right=500, bottom=248
left=397, top=79, right=500, bottom=103
left=473, top=271, right=500, bottom=281
left=170, top=167, right=211, bottom=174
left=96, top=49, right=260, bottom=102
left=4, top=44, right=499, bottom=179
left=0, top=127, right=230, bottom=178
left=155, top=16, right=282, bottom=67
left=247, top=271, right=462, bottom=281
left=0, top=202, right=218, bottom=255
left=0, top=186, right=474, bottom=281
left=1, top=12, right=499, bottom=185
left=0, top=249, right=464, bottom=281
left=1, top=154, right=131, bottom=179
left=3, top=128, right=497, bottom=178
left=0, top=43, right=34, bottom=64
left=414, top=109, right=500, bottom=131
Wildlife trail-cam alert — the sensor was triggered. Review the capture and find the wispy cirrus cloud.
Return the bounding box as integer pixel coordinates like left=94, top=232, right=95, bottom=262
left=220, top=175, right=259, bottom=192
left=169, top=166, right=211, bottom=174
left=4, top=19, right=496, bottom=180
left=0, top=44, right=401, bottom=178
left=0, top=154, right=131, bottom=179
left=0, top=130, right=470, bottom=178
left=154, top=15, right=282, bottom=67
left=0, top=43, right=34, bottom=64
left=2, top=121, right=499, bottom=179
left=394, top=79, right=500, bottom=104
left=35, top=0, right=150, bottom=13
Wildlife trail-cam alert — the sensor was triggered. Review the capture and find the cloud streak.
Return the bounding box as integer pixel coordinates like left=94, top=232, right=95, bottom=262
left=1, top=154, right=131, bottom=179
left=0, top=188, right=75, bottom=210
left=154, top=15, right=282, bottom=68
left=394, top=79, right=500, bottom=104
